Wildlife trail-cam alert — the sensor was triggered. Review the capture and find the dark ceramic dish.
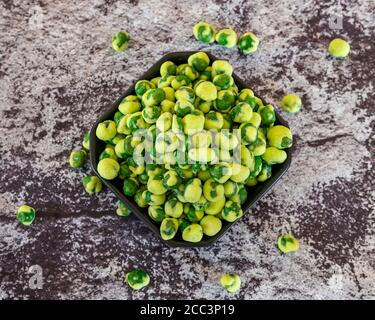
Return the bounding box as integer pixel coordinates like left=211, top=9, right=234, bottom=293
left=90, top=51, right=292, bottom=247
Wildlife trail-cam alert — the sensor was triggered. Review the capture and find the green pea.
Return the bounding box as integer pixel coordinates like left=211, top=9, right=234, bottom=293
left=220, top=274, right=241, bottom=293
left=204, top=111, right=224, bottom=130
left=138, top=172, right=149, bottom=184
left=209, top=162, right=232, bottom=183
left=175, top=86, right=195, bottom=103
left=96, top=120, right=117, bottom=141
left=144, top=190, right=166, bottom=206
left=162, top=170, right=180, bottom=190
left=195, top=81, right=217, bottom=102
left=278, top=234, right=300, bottom=253
left=97, top=158, right=120, bottom=180
left=192, top=195, right=209, bottom=211
left=257, top=162, right=272, bottom=182
left=212, top=60, right=233, bottom=77
left=164, top=197, right=184, bottom=218
left=213, top=74, right=234, bottom=90
left=222, top=200, right=243, bottom=222
left=182, top=223, right=203, bottom=242
left=237, top=89, right=256, bottom=109
left=258, top=104, right=275, bottom=126
left=328, top=38, right=350, bottom=58
left=248, top=156, right=263, bottom=179
left=267, top=125, right=293, bottom=149
left=119, top=95, right=141, bottom=115
left=17, top=205, right=36, bottom=226
left=214, top=89, right=236, bottom=112
left=126, top=269, right=150, bottom=290
left=240, top=123, right=258, bottom=145
left=141, top=88, right=165, bottom=108
left=199, top=216, right=221, bottom=237
left=184, top=178, right=202, bottom=203
left=148, top=205, right=165, bottom=222
left=199, top=66, right=213, bottom=81
left=112, top=31, right=129, bottom=52
left=179, top=218, right=191, bottom=232
left=160, top=61, right=177, bottom=77
left=215, top=28, right=238, bottom=48
left=188, top=52, right=210, bottom=72
left=116, top=201, right=132, bottom=217
left=134, top=187, right=148, bottom=208
left=282, top=94, right=302, bottom=113
left=193, top=21, right=216, bottom=43
left=205, top=197, right=226, bottom=215
left=135, top=80, right=154, bottom=98
left=174, top=99, right=195, bottom=117
left=158, top=75, right=175, bottom=88
left=69, top=149, right=87, bottom=168
left=171, top=75, right=192, bottom=90
left=262, top=147, right=287, bottom=165
left=230, top=102, right=253, bottom=123
left=82, top=132, right=90, bottom=150
left=238, top=185, right=248, bottom=204
left=142, top=105, right=161, bottom=124
left=123, top=178, right=139, bottom=197
left=100, top=145, right=117, bottom=161
left=160, top=217, right=179, bottom=240
left=203, top=179, right=225, bottom=202
left=238, top=32, right=259, bottom=54
left=82, top=176, right=102, bottom=194
left=224, top=180, right=238, bottom=198
left=230, top=163, right=250, bottom=183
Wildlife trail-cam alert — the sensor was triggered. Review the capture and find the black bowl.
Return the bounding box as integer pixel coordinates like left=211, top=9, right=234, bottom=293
left=90, top=51, right=292, bottom=247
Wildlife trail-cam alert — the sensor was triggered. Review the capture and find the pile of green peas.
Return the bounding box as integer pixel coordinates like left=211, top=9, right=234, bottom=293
left=193, top=21, right=259, bottom=54
left=95, top=51, right=293, bottom=243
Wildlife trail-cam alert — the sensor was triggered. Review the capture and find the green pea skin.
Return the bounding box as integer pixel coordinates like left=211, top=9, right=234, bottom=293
left=148, top=205, right=165, bottom=222
left=182, top=223, right=203, bottom=243
left=116, top=201, right=132, bottom=217
left=126, top=269, right=150, bottom=290
left=247, top=156, right=262, bottom=179
left=278, top=234, right=300, bottom=253
left=69, top=149, right=87, bottom=168
left=17, top=205, right=36, bottom=226
left=282, top=94, right=302, bottom=113
left=112, top=31, right=129, bottom=52
left=82, top=176, right=103, bottom=194
left=82, top=132, right=90, bottom=150
left=160, top=217, right=179, bottom=240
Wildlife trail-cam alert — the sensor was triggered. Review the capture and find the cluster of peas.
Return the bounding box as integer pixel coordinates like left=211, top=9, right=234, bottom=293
left=93, top=51, right=294, bottom=244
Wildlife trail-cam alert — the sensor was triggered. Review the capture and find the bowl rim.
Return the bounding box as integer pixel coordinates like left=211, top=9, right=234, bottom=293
left=89, top=50, right=292, bottom=248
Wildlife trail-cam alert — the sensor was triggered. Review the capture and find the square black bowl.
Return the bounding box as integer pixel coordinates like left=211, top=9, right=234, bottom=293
left=90, top=51, right=292, bottom=248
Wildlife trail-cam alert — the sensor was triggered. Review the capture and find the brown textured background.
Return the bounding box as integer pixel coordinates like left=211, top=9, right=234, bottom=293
left=0, top=0, right=374, bottom=299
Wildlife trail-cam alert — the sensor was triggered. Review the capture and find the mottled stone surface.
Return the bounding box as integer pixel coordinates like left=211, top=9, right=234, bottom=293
left=0, top=0, right=374, bottom=300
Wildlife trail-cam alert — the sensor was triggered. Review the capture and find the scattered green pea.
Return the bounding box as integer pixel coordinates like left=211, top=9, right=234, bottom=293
left=112, top=31, right=129, bottom=52
left=220, top=274, right=241, bottom=293
left=82, top=176, right=103, bottom=194
left=193, top=21, right=216, bottom=43
left=82, top=132, right=90, bottom=150
left=215, top=28, right=238, bottom=48
left=126, top=269, right=150, bottom=290
left=69, top=149, right=87, bottom=168
left=281, top=94, right=302, bottom=113
left=328, top=38, right=350, bottom=58
left=277, top=234, right=300, bottom=253
left=17, top=205, right=36, bottom=226
left=238, top=32, right=259, bottom=54
left=116, top=201, right=132, bottom=217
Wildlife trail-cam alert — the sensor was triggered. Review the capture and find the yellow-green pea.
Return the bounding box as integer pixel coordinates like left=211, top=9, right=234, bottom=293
left=258, top=104, right=275, bottom=126
left=205, top=197, right=226, bottom=215
left=200, top=215, right=222, bottom=237
left=160, top=100, right=175, bottom=113
left=82, top=132, right=90, bottom=150
left=171, top=75, right=192, bottom=90
left=96, top=120, right=117, bottom=141
left=204, top=111, right=224, bottom=130
left=182, top=223, right=203, bottom=243
left=215, top=28, right=238, bottom=48
left=236, top=88, right=256, bottom=109
left=222, top=113, right=233, bottom=129
left=214, top=89, right=236, bottom=112
left=119, top=95, right=141, bottom=115
left=17, top=205, right=36, bottom=226
left=147, top=175, right=167, bottom=195
left=157, top=75, right=175, bottom=88
left=142, top=105, right=161, bottom=124
left=203, top=178, right=225, bottom=202
left=230, top=163, right=250, bottom=183
left=199, top=66, right=213, bottom=81
left=212, top=60, right=233, bottom=77
left=246, top=177, right=258, bottom=187
left=117, top=114, right=132, bottom=135
left=267, top=125, right=293, bottom=149
left=183, top=110, right=205, bottom=135
left=193, top=21, right=216, bottom=43
left=97, top=158, right=120, bottom=180
left=209, top=162, right=232, bottom=184
left=238, top=32, right=259, bottom=54
left=141, top=88, right=165, bottom=108
left=195, top=81, right=217, bottom=102
left=188, top=51, right=210, bottom=72
left=156, top=112, right=173, bottom=132
left=69, top=149, right=87, bottom=168
left=179, top=64, right=199, bottom=81
left=214, top=131, right=238, bottom=150
left=328, top=38, right=350, bottom=58
left=135, top=80, right=154, bottom=98
left=160, top=61, right=177, bottom=77
left=175, top=86, right=195, bottom=103
left=191, top=131, right=212, bottom=148
left=116, top=201, right=132, bottom=217
left=198, top=170, right=211, bottom=182
left=220, top=274, right=241, bottom=293
left=224, top=180, right=239, bottom=198
left=188, top=147, right=217, bottom=163
left=174, top=99, right=195, bottom=117
left=160, top=217, right=179, bottom=240
left=108, top=133, right=126, bottom=146
left=144, top=190, right=166, bottom=206
left=257, top=162, right=272, bottom=182
left=240, top=123, right=258, bottom=145
left=222, top=200, right=243, bottom=222
left=248, top=112, right=261, bottom=128
left=184, top=204, right=204, bottom=223
left=82, top=176, right=102, bottom=194
left=162, top=87, right=175, bottom=102
left=184, top=178, right=202, bottom=203
left=151, top=77, right=161, bottom=87
left=278, top=234, right=300, bottom=253
left=127, top=111, right=149, bottom=132
left=195, top=98, right=212, bottom=113
left=162, top=170, right=180, bottom=189
left=230, top=102, right=253, bottom=123
left=148, top=205, right=165, bottom=222
left=126, top=269, right=150, bottom=290
left=112, top=31, right=129, bottom=51
left=192, top=195, right=209, bottom=211
left=240, top=145, right=254, bottom=169
left=164, top=198, right=184, bottom=218
left=135, top=187, right=148, bottom=208
left=262, top=147, right=287, bottom=165
left=282, top=94, right=302, bottom=113
left=123, top=177, right=139, bottom=196
left=248, top=135, right=266, bottom=156
left=213, top=74, right=234, bottom=90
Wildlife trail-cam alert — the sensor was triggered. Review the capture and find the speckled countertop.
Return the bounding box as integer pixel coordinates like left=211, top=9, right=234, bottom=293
left=0, top=0, right=374, bottom=300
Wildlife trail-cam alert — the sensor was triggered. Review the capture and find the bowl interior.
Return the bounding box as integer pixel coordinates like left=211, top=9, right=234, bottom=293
left=90, top=51, right=291, bottom=248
